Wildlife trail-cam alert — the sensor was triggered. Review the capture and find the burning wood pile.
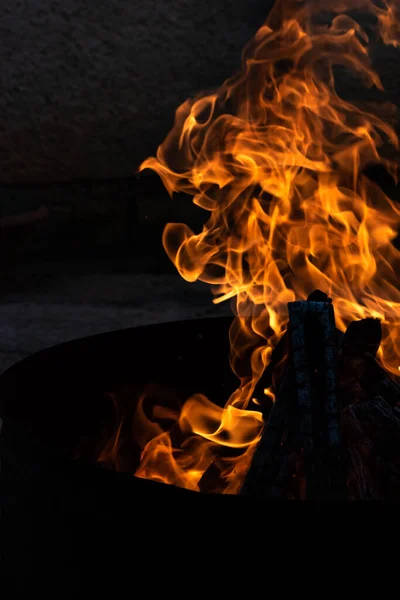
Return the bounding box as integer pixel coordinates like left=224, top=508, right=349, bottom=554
left=241, top=289, right=400, bottom=501
left=96, top=0, right=400, bottom=500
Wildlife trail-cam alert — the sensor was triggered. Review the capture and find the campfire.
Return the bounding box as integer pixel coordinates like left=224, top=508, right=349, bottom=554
left=98, top=0, right=400, bottom=500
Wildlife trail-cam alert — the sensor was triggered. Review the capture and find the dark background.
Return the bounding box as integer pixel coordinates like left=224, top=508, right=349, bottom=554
left=0, top=0, right=399, bottom=373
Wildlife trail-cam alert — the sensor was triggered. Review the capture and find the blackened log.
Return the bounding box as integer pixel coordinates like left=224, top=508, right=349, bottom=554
left=341, top=317, right=382, bottom=358
left=289, top=298, right=345, bottom=501
left=336, top=316, right=400, bottom=501
left=240, top=293, right=346, bottom=500
left=341, top=396, right=400, bottom=501
left=254, top=291, right=342, bottom=417
left=338, top=317, right=400, bottom=412
left=290, top=299, right=340, bottom=453
left=239, top=361, right=295, bottom=497
left=307, top=289, right=332, bottom=303
left=375, top=377, right=400, bottom=413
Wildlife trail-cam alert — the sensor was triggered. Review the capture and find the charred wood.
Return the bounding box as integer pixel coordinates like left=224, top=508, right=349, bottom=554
left=341, top=395, right=400, bottom=501
left=240, top=291, right=346, bottom=500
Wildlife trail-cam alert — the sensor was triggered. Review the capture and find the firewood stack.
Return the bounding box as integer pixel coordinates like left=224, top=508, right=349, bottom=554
left=339, top=319, right=400, bottom=501
left=240, top=290, right=400, bottom=501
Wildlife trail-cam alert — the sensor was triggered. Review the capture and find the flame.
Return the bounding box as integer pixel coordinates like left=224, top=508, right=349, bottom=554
left=133, top=0, right=400, bottom=493
left=134, top=392, right=264, bottom=493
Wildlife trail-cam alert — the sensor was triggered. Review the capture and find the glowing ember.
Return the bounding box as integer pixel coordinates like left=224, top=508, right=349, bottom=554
left=112, top=0, right=400, bottom=493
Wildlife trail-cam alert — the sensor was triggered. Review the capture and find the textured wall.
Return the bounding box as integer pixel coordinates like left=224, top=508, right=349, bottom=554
left=0, top=0, right=269, bottom=183
left=1, top=1, right=399, bottom=185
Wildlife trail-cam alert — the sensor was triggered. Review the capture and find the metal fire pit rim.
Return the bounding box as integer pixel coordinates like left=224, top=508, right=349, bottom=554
left=0, top=314, right=234, bottom=381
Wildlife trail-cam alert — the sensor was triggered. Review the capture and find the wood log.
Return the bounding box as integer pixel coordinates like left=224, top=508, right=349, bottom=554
left=240, top=291, right=346, bottom=500
left=240, top=299, right=400, bottom=501
left=341, top=396, right=400, bottom=501
left=239, top=360, right=296, bottom=497
left=337, top=317, right=400, bottom=413
left=337, top=316, right=400, bottom=500
left=289, top=297, right=345, bottom=501
left=341, top=317, right=382, bottom=358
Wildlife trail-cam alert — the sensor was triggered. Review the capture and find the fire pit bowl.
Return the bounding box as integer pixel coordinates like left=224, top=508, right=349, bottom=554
left=2, top=314, right=394, bottom=585
left=1, top=316, right=260, bottom=520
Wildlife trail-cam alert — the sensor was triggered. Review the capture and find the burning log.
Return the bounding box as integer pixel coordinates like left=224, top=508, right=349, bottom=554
left=341, top=396, right=400, bottom=501
left=337, top=315, right=400, bottom=499
left=290, top=295, right=344, bottom=501
left=338, top=317, right=400, bottom=412
left=241, top=294, right=400, bottom=501
left=240, top=291, right=346, bottom=501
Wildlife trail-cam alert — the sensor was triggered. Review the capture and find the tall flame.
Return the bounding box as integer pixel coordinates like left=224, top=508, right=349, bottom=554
left=133, top=0, right=400, bottom=493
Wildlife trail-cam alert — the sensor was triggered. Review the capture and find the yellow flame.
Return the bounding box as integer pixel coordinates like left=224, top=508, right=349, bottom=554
left=113, top=0, right=400, bottom=493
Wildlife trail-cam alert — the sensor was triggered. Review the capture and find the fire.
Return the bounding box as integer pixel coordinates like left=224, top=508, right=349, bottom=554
left=134, top=392, right=264, bottom=493
left=117, top=0, right=400, bottom=493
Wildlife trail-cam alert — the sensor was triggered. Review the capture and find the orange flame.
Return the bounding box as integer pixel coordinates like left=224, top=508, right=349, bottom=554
left=133, top=0, right=400, bottom=493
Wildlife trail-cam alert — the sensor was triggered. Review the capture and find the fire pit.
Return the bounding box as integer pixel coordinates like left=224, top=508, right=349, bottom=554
left=2, top=299, right=400, bottom=508
left=3, top=0, right=400, bottom=514
left=0, top=317, right=244, bottom=514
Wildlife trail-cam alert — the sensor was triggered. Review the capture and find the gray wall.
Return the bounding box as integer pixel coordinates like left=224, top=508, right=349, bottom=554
left=1, top=1, right=399, bottom=186
left=1, top=0, right=399, bottom=263
left=0, top=0, right=268, bottom=184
